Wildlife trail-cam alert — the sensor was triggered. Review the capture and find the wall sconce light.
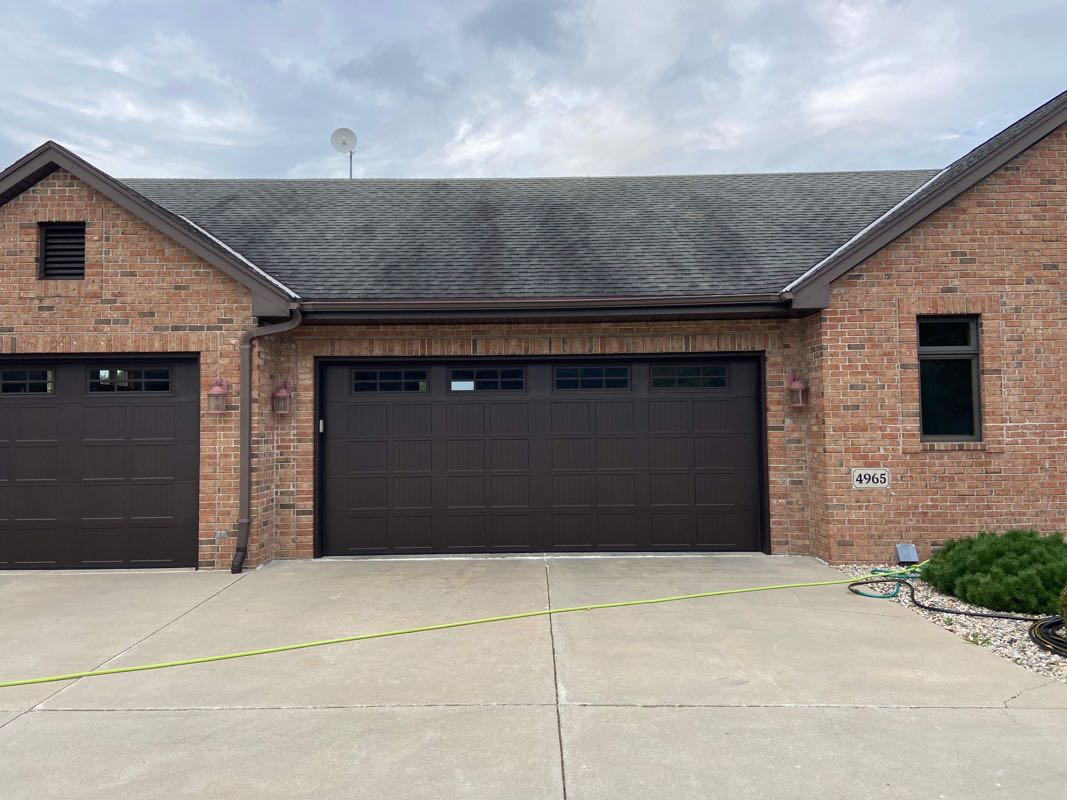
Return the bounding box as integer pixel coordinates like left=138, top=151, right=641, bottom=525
left=788, top=373, right=808, bottom=409
left=272, top=380, right=293, bottom=416
left=207, top=377, right=230, bottom=413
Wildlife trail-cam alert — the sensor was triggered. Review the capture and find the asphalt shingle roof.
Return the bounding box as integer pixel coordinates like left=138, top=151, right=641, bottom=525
left=125, top=170, right=937, bottom=301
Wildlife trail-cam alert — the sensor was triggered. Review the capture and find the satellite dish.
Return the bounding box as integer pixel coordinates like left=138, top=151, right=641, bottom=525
left=331, top=127, right=357, bottom=153
left=330, top=127, right=357, bottom=178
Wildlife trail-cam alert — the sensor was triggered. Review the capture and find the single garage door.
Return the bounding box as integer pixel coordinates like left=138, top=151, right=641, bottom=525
left=320, top=357, right=763, bottom=555
left=0, top=358, right=199, bottom=568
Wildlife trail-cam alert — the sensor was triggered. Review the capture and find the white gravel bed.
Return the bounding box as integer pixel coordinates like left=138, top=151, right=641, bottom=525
left=834, top=564, right=1066, bottom=683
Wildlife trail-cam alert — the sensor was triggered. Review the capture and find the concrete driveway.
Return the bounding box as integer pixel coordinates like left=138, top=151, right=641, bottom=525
left=1, top=554, right=1064, bottom=799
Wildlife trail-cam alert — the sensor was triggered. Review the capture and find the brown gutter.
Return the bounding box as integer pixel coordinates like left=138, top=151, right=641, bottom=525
left=232, top=309, right=303, bottom=573
left=298, top=292, right=784, bottom=312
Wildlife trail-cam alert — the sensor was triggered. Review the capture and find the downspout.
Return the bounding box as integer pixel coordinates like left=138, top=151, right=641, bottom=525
left=231, top=308, right=303, bottom=573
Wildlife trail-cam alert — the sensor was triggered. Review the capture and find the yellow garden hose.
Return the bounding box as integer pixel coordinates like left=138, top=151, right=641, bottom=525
left=0, top=562, right=925, bottom=690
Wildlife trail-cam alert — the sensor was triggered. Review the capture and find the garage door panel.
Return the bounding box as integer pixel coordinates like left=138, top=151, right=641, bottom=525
left=344, top=440, right=387, bottom=473
left=649, top=473, right=692, bottom=506
left=552, top=438, right=591, bottom=469
left=595, top=437, right=636, bottom=468
left=490, top=403, right=528, bottom=434
left=445, top=515, right=486, bottom=549
left=650, top=513, right=694, bottom=547
left=16, top=405, right=60, bottom=440
left=394, top=439, right=431, bottom=471
left=82, top=443, right=128, bottom=479
left=83, top=405, right=126, bottom=440
left=551, top=402, right=589, bottom=433
left=553, top=473, right=593, bottom=506
left=694, top=470, right=759, bottom=506
left=388, top=516, right=431, bottom=550
left=694, top=436, right=758, bottom=470
left=14, top=484, right=58, bottom=520
left=0, top=358, right=199, bottom=568
left=13, top=443, right=59, bottom=480
left=596, top=474, right=636, bottom=506
left=446, top=404, right=485, bottom=435
left=697, top=510, right=759, bottom=548
left=489, top=439, right=529, bottom=470
left=595, top=402, right=634, bottom=433
left=393, top=476, right=432, bottom=509
left=392, top=404, right=431, bottom=436
left=129, top=443, right=173, bottom=479
left=694, top=397, right=755, bottom=434
left=648, top=401, right=689, bottom=433
left=322, top=358, right=763, bottom=555
left=487, top=515, right=531, bottom=548
left=490, top=474, right=530, bottom=507
left=348, top=405, right=387, bottom=437
left=596, top=513, right=643, bottom=548
left=649, top=437, right=690, bottom=469
left=447, top=439, right=485, bottom=470
left=446, top=475, right=487, bottom=508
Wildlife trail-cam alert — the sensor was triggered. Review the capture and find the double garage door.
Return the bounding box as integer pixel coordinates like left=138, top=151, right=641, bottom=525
left=0, top=358, right=198, bottom=568
left=321, top=357, right=764, bottom=555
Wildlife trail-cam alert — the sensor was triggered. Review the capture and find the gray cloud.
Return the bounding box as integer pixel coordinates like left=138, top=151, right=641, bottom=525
left=1, top=0, right=1064, bottom=178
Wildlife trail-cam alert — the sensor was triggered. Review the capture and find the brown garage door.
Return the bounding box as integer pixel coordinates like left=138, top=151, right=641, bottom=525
left=0, top=359, right=199, bottom=568
left=320, top=357, right=763, bottom=555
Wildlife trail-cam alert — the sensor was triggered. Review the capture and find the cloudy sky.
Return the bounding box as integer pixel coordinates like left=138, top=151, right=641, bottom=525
left=2, top=0, right=1064, bottom=179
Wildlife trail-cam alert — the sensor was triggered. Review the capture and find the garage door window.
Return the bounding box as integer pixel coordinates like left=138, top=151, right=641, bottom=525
left=352, top=369, right=428, bottom=393
left=88, top=367, right=171, bottom=392
left=449, top=368, right=525, bottom=391
left=554, top=365, right=630, bottom=390
left=650, top=364, right=728, bottom=389
left=0, top=368, right=55, bottom=394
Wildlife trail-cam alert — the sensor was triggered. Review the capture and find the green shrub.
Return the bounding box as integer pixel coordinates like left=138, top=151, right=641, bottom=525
left=1060, top=584, right=1067, bottom=622
left=921, top=529, right=1067, bottom=616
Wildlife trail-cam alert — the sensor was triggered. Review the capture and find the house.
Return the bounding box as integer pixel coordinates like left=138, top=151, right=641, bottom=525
left=0, top=91, right=1064, bottom=572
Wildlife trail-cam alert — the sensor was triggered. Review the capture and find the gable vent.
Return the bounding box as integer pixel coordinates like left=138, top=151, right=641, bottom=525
left=39, top=222, right=86, bottom=279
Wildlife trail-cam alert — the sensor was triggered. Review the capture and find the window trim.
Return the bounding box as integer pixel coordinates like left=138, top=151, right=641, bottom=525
left=552, top=364, right=632, bottom=392
left=648, top=363, right=730, bottom=391
left=38, top=221, right=87, bottom=280
left=447, top=366, right=526, bottom=393
left=86, top=366, right=173, bottom=395
left=0, top=367, right=56, bottom=395
left=350, top=368, right=429, bottom=394
left=917, top=315, right=981, bottom=442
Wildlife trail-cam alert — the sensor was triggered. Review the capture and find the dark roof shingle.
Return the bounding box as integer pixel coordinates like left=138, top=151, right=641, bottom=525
left=126, top=170, right=937, bottom=301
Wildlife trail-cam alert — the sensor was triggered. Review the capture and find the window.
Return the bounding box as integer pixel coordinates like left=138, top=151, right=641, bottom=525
left=38, top=222, right=86, bottom=279
left=554, top=365, right=630, bottom=390
left=449, top=367, right=524, bottom=391
left=352, top=369, right=428, bottom=393
left=650, top=364, right=728, bottom=389
left=88, top=367, right=171, bottom=393
left=917, top=316, right=980, bottom=440
left=0, top=369, right=55, bottom=394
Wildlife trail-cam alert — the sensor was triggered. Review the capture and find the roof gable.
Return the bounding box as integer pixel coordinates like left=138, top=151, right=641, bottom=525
left=785, top=90, right=1067, bottom=308
left=0, top=141, right=296, bottom=316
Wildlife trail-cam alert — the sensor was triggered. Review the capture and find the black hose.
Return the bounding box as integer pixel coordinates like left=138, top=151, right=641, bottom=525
left=849, top=577, right=1067, bottom=658
left=1028, top=617, right=1067, bottom=657
left=847, top=578, right=1042, bottom=621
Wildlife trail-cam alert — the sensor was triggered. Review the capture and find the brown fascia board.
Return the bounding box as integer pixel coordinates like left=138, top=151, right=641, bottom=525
left=298, top=292, right=786, bottom=312
left=0, top=141, right=297, bottom=317
left=785, top=91, right=1067, bottom=309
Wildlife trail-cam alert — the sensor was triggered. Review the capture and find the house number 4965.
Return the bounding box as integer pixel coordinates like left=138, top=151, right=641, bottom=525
left=851, top=468, right=890, bottom=488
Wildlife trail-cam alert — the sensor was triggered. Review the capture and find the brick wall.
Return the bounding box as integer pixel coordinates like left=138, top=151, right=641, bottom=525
left=807, top=125, right=1067, bottom=562
left=4, top=123, right=1064, bottom=569
left=262, top=320, right=815, bottom=561
left=0, top=169, right=255, bottom=568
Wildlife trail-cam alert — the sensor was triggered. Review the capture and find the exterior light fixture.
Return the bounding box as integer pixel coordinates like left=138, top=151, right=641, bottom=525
left=788, top=373, right=808, bottom=409
left=207, top=377, right=230, bottom=413
left=272, top=380, right=293, bottom=416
